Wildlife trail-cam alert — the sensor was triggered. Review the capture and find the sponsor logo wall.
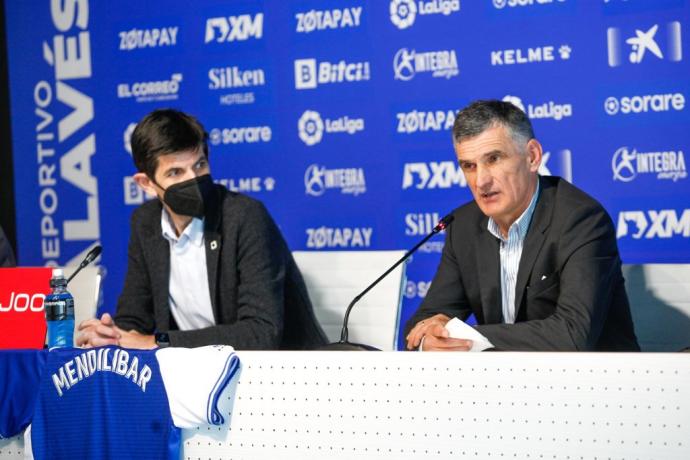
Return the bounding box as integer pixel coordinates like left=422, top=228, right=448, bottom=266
left=5, top=1, right=689, bottom=350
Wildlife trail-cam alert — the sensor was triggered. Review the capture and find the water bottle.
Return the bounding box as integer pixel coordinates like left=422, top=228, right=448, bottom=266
left=45, top=268, right=75, bottom=348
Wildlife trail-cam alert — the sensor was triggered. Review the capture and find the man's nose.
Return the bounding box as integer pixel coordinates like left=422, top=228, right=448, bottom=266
left=475, top=165, right=492, bottom=189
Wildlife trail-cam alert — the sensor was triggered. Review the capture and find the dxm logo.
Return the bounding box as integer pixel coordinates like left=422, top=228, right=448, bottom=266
left=393, top=48, right=459, bottom=81
left=607, top=22, right=682, bottom=67
left=491, top=44, right=571, bottom=66
left=402, top=162, right=467, bottom=190
left=304, top=164, right=367, bottom=196
left=205, top=13, right=263, bottom=43
left=493, top=0, right=566, bottom=9
left=502, top=95, right=572, bottom=121
left=604, top=93, right=685, bottom=115
left=306, top=226, right=373, bottom=249
left=396, top=109, right=457, bottom=134
left=295, top=7, right=362, bottom=33
left=209, top=126, right=272, bottom=145
left=298, top=110, right=364, bottom=146
left=294, top=58, right=371, bottom=89
left=390, top=0, right=461, bottom=30
left=617, top=209, right=690, bottom=239
left=117, top=74, right=183, bottom=103
left=612, top=147, right=687, bottom=182
left=119, top=27, right=178, bottom=51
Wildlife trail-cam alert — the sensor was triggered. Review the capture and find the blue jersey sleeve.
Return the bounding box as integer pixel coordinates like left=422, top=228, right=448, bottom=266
left=0, top=349, right=48, bottom=438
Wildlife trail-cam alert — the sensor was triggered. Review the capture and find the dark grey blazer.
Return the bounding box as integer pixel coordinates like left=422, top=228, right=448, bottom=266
left=405, top=176, right=639, bottom=351
left=115, top=185, right=327, bottom=349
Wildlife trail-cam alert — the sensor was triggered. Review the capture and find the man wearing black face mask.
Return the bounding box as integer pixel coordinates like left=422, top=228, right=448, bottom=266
left=77, top=109, right=326, bottom=350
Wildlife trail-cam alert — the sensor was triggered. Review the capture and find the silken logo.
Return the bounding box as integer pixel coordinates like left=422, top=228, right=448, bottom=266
left=502, top=95, right=572, bottom=121
left=119, top=27, right=178, bottom=51
left=306, top=226, right=373, bottom=248
left=617, top=209, right=690, bottom=239
left=612, top=147, right=687, bottom=182
left=491, top=44, right=571, bottom=65
left=389, top=0, right=460, bottom=30
left=295, top=7, right=363, bottom=33
left=539, top=149, right=573, bottom=183
left=294, top=58, right=371, bottom=89
left=205, top=14, right=263, bottom=43
left=298, top=110, right=365, bottom=146
left=604, top=93, right=685, bottom=115
left=402, top=162, right=467, bottom=190
left=393, top=48, right=459, bottom=81
left=607, top=22, right=682, bottom=67
left=304, top=164, right=367, bottom=196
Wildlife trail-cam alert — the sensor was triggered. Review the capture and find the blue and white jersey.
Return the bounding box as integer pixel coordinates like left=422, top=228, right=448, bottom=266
left=0, top=349, right=48, bottom=439
left=26, top=345, right=239, bottom=460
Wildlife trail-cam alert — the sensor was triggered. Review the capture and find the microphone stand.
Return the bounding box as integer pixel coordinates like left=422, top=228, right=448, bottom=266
left=66, top=245, right=102, bottom=285
left=320, top=214, right=454, bottom=351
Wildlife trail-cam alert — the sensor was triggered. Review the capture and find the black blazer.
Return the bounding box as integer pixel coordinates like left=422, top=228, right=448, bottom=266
left=405, top=176, right=639, bottom=351
left=115, top=185, right=327, bottom=349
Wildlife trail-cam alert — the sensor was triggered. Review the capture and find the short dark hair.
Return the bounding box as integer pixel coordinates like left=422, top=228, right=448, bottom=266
left=452, top=99, right=535, bottom=148
left=130, top=109, right=209, bottom=179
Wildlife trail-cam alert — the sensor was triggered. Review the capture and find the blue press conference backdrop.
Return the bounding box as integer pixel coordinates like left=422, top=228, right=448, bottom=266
left=5, top=0, right=689, bottom=349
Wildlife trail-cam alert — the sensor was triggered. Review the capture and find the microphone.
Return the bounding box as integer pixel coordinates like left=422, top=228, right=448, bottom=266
left=66, top=245, right=102, bottom=285
left=321, top=213, right=455, bottom=351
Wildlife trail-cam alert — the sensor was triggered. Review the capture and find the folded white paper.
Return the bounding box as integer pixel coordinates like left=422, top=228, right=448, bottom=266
left=445, top=317, right=494, bottom=352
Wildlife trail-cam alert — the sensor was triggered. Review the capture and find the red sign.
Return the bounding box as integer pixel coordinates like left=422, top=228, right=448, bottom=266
left=0, top=268, right=53, bottom=349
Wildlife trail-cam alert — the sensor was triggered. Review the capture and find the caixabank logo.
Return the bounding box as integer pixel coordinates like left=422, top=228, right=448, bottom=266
left=393, top=48, right=459, bottom=81
left=298, top=110, right=364, bottom=146
left=295, top=7, right=363, bottom=33
left=294, top=58, right=371, bottom=89
left=607, top=22, right=682, bottom=67
left=304, top=164, right=367, bottom=196
left=612, top=146, right=686, bottom=183
left=389, top=0, right=460, bottom=30
left=617, top=209, right=690, bottom=239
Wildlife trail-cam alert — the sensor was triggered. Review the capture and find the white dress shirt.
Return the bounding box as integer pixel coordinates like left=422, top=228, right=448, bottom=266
left=161, top=210, right=215, bottom=331
left=487, top=182, right=540, bottom=324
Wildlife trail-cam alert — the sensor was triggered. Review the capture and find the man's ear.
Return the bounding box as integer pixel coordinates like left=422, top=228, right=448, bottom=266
left=526, top=138, right=543, bottom=173
left=133, top=172, right=159, bottom=198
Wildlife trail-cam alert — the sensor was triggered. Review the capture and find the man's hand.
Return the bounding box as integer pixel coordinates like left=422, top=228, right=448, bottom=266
left=76, top=313, right=121, bottom=348
left=405, top=313, right=473, bottom=351
left=114, top=328, right=156, bottom=350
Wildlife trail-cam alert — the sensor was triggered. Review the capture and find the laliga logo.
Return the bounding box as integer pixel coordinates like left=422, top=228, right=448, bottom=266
left=502, top=95, right=525, bottom=112
left=298, top=110, right=324, bottom=146
left=123, top=123, right=137, bottom=155
left=612, top=147, right=637, bottom=182
left=390, top=0, right=417, bottom=29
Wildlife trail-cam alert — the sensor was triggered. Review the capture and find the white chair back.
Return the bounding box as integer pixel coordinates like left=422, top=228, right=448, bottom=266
left=63, top=265, right=104, bottom=338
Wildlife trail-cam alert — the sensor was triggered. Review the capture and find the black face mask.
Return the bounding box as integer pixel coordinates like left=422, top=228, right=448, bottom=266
left=157, top=174, right=215, bottom=218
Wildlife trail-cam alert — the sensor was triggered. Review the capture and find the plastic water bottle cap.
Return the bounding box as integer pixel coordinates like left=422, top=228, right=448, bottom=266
left=52, top=268, right=64, bottom=278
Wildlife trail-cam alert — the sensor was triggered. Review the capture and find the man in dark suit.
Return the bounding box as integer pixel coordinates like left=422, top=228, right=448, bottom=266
left=405, top=100, right=639, bottom=351
left=77, top=109, right=326, bottom=349
left=0, top=225, right=16, bottom=267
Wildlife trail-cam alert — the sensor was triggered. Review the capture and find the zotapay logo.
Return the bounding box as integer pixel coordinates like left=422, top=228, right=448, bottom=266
left=617, top=209, right=690, bottom=239
left=502, top=95, right=572, bottom=121
left=306, top=226, right=373, bottom=249
left=294, top=58, right=371, bottom=89
left=402, top=162, right=467, bottom=190
left=295, top=7, right=362, bottom=33
left=607, top=22, right=682, bottom=67
left=119, top=27, right=178, bottom=51
left=205, top=13, right=263, bottom=43
left=304, top=164, right=366, bottom=196
left=604, top=93, right=685, bottom=115
left=389, top=0, right=460, bottom=30
left=491, top=44, right=571, bottom=66
left=612, top=147, right=687, bottom=182
left=298, top=110, right=364, bottom=146
left=209, top=126, right=272, bottom=145
left=396, top=109, right=457, bottom=134
left=493, top=0, right=566, bottom=9
left=393, top=48, right=459, bottom=81
left=117, top=74, right=183, bottom=102
left=208, top=65, right=265, bottom=106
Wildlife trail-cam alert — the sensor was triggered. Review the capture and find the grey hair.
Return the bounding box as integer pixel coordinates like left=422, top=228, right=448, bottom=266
left=452, top=99, right=535, bottom=149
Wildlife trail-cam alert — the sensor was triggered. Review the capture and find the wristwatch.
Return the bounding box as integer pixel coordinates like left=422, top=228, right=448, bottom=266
left=155, top=332, right=170, bottom=348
